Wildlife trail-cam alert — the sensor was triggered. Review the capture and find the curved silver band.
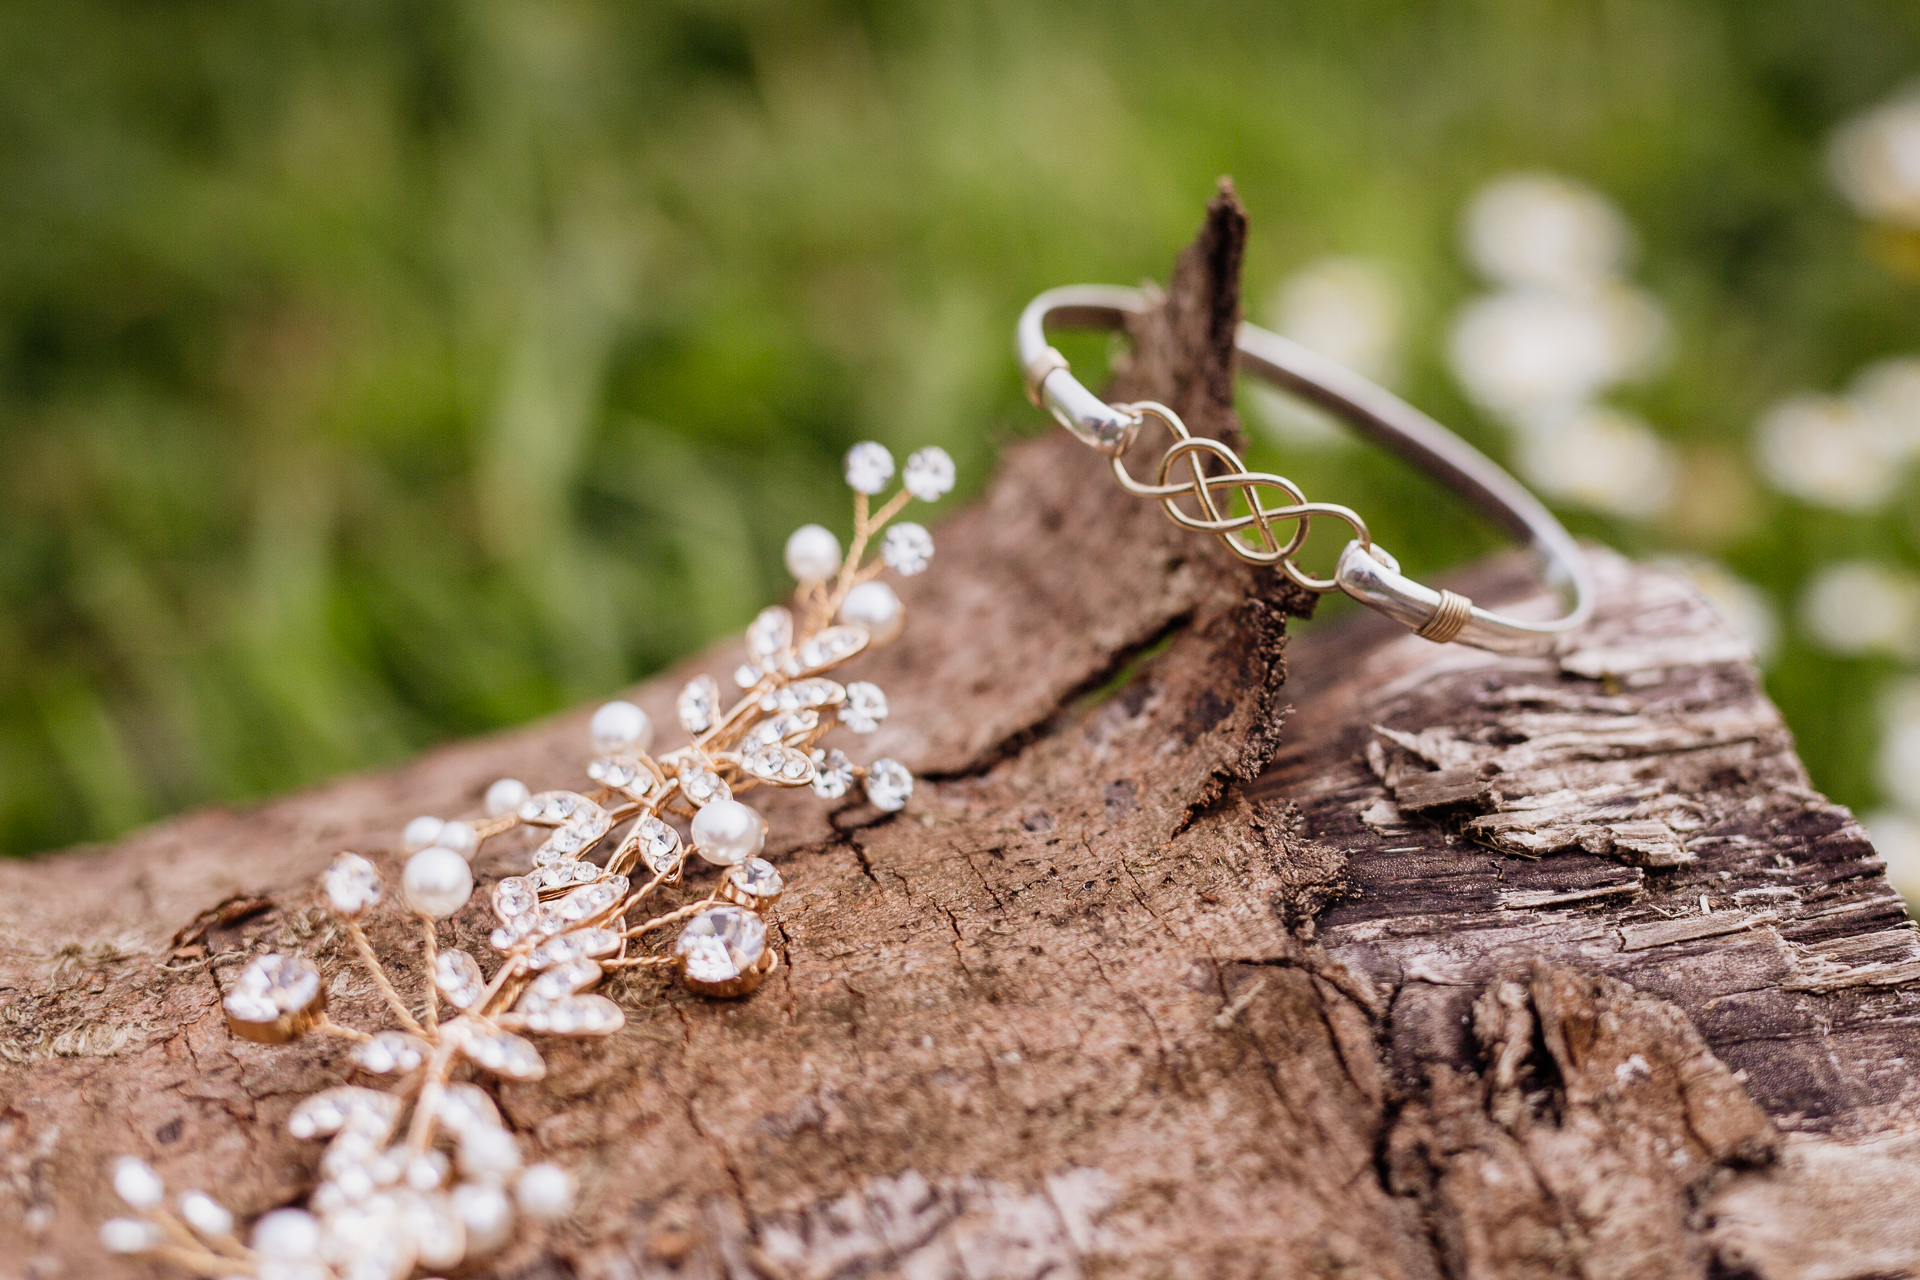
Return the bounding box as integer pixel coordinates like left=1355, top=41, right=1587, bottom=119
left=1016, top=284, right=1594, bottom=656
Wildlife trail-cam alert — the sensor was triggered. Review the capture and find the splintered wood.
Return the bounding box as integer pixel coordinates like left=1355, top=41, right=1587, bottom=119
left=3, top=184, right=1916, bottom=1280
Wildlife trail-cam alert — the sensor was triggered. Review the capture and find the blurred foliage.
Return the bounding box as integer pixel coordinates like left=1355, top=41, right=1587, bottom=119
left=3, top=0, right=1918, bottom=855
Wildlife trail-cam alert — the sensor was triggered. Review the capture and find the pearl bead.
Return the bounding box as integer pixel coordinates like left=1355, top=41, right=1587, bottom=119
left=402, top=815, right=444, bottom=852
left=516, top=1163, right=574, bottom=1220
left=783, top=523, right=843, bottom=582
left=459, top=1125, right=522, bottom=1183
left=111, top=1156, right=164, bottom=1210
left=590, top=700, right=653, bottom=754
left=691, top=799, right=766, bottom=866
left=453, top=1182, right=515, bottom=1254
left=485, top=777, right=531, bottom=818
left=402, top=847, right=473, bottom=918
left=436, top=820, right=478, bottom=857
left=251, top=1208, right=321, bottom=1260
left=178, top=1192, right=233, bottom=1237
left=838, top=580, right=904, bottom=645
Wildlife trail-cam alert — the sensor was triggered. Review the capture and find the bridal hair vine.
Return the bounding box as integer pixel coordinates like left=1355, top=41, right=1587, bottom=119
left=100, top=441, right=955, bottom=1279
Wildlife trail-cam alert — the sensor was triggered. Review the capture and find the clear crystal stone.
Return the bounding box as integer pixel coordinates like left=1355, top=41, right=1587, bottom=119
left=678, top=674, right=720, bottom=734
left=586, top=757, right=643, bottom=790
left=674, top=905, right=768, bottom=985
left=518, top=791, right=581, bottom=825
left=623, top=815, right=682, bottom=874
left=743, top=744, right=814, bottom=786
left=840, top=681, right=888, bottom=733
left=734, top=662, right=763, bottom=689
left=843, top=441, right=895, bottom=494
left=524, top=958, right=601, bottom=1001
left=680, top=766, right=730, bottom=806
left=325, top=853, right=384, bottom=919
left=491, top=877, right=537, bottom=926
left=434, top=949, right=486, bottom=1009
left=354, top=1031, right=429, bottom=1075
left=517, top=993, right=623, bottom=1036
left=224, top=953, right=322, bottom=1026
left=747, top=606, right=794, bottom=658
left=729, top=857, right=785, bottom=900
left=749, top=709, right=817, bottom=746
left=526, top=927, right=620, bottom=970
left=864, top=758, right=914, bottom=812
left=881, top=522, right=933, bottom=575
left=810, top=749, right=854, bottom=799
left=760, top=677, right=844, bottom=713
left=428, top=1084, right=501, bottom=1138
left=796, top=625, right=868, bottom=672
left=457, top=1028, right=546, bottom=1081
left=903, top=446, right=956, bottom=501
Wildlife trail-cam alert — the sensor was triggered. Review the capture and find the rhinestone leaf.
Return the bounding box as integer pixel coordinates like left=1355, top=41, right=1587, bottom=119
left=354, top=1031, right=429, bottom=1076
left=492, top=877, right=537, bottom=927
left=882, top=523, right=933, bottom=575
left=434, top=949, right=487, bottom=1010
left=759, top=678, right=844, bottom=713
left=747, top=606, right=794, bottom=659
left=458, top=1027, right=546, bottom=1081
left=678, top=674, right=721, bottom=734
left=620, top=815, right=682, bottom=875
left=810, top=748, right=854, bottom=799
left=680, top=766, right=730, bottom=806
left=865, top=758, right=914, bottom=812
left=517, top=791, right=584, bottom=825
left=324, top=853, right=383, bottom=919
left=527, top=927, right=621, bottom=970
left=844, top=441, right=895, bottom=494
left=748, top=709, right=818, bottom=746
left=796, top=625, right=869, bottom=673
left=586, top=756, right=645, bottom=791
left=674, top=905, right=768, bottom=986
left=516, top=993, right=624, bottom=1037
left=524, top=958, right=601, bottom=1002
left=288, top=1087, right=402, bottom=1140
left=534, top=859, right=601, bottom=890
left=224, top=954, right=322, bottom=1027
left=430, top=1084, right=502, bottom=1136
left=903, top=446, right=956, bottom=501
left=840, top=682, right=888, bottom=733
left=551, top=876, right=628, bottom=924
left=744, top=744, right=815, bottom=786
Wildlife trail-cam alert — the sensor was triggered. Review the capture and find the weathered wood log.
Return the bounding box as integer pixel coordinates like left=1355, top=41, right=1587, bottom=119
left=4, top=184, right=1917, bottom=1280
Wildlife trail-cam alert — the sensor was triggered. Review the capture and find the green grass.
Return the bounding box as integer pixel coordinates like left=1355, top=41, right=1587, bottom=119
left=2, top=0, right=1917, bottom=855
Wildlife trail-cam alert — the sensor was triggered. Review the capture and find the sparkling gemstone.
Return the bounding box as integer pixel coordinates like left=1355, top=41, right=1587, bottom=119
left=430, top=1084, right=502, bottom=1136
left=674, top=905, right=768, bottom=985
left=458, top=1028, right=546, bottom=1081
left=622, top=815, right=682, bottom=875
left=903, top=446, right=956, bottom=501
left=747, top=606, right=794, bottom=659
left=224, top=953, right=322, bottom=1026
left=843, top=441, right=895, bottom=494
left=840, top=681, right=888, bottom=733
left=680, top=766, right=730, bottom=806
left=743, top=744, right=814, bottom=786
left=524, top=958, right=601, bottom=1001
left=517, top=993, right=624, bottom=1036
left=729, top=857, right=785, bottom=900
left=526, top=927, right=621, bottom=970
left=865, top=758, right=914, bottom=812
left=355, top=1031, right=429, bottom=1075
left=748, top=709, right=817, bottom=746
left=796, top=625, right=868, bottom=673
left=491, top=877, right=537, bottom=927
left=678, top=674, right=721, bottom=734
left=534, top=859, right=600, bottom=889
left=434, top=949, right=487, bottom=1009
left=734, top=663, right=763, bottom=689
left=759, top=677, right=844, bottom=713
left=552, top=875, right=627, bottom=923
left=324, top=853, right=384, bottom=919
left=882, top=522, right=933, bottom=575
left=518, top=791, right=581, bottom=825
left=586, top=757, right=643, bottom=790
left=810, top=749, right=855, bottom=799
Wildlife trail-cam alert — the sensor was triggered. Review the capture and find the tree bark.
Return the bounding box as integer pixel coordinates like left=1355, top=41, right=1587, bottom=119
left=4, top=182, right=1917, bottom=1280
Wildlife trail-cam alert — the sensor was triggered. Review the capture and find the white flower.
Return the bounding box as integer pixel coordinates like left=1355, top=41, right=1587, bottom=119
left=1512, top=405, right=1676, bottom=520
left=1798, top=562, right=1920, bottom=660
left=903, top=447, right=956, bottom=501
left=1252, top=257, right=1403, bottom=449
left=881, top=523, right=933, bottom=575
left=1850, top=357, right=1920, bottom=462
left=1449, top=285, right=1665, bottom=418
left=1881, top=680, right=1920, bottom=812
left=1755, top=393, right=1905, bottom=511
left=1830, top=87, right=1920, bottom=228
left=1463, top=173, right=1637, bottom=291
left=1864, top=810, right=1920, bottom=910
left=844, top=442, right=895, bottom=495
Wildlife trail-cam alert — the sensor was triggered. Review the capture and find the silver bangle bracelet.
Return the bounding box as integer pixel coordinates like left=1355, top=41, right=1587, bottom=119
left=1016, top=284, right=1595, bottom=656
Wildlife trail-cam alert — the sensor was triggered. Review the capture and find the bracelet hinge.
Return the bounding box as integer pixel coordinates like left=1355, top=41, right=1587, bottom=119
left=1024, top=347, right=1070, bottom=408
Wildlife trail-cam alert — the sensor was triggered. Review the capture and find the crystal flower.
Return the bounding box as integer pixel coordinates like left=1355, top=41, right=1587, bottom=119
left=840, top=682, right=888, bottom=733
left=324, top=853, right=383, bottom=919
left=843, top=441, right=895, bottom=494
left=903, top=446, right=956, bottom=501
left=864, top=759, right=913, bottom=812
left=882, top=523, right=933, bottom=575
left=224, top=953, right=322, bottom=1026
left=810, top=748, right=854, bottom=799
left=674, top=905, right=768, bottom=986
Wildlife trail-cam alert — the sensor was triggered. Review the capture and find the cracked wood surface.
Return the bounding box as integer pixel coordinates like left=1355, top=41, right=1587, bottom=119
left=5, top=185, right=1919, bottom=1280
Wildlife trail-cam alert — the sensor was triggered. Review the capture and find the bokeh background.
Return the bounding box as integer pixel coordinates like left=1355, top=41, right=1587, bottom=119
left=4, top=1, right=1920, bottom=900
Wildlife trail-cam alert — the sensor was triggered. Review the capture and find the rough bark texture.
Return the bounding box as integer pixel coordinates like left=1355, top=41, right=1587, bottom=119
left=5, top=183, right=1918, bottom=1280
